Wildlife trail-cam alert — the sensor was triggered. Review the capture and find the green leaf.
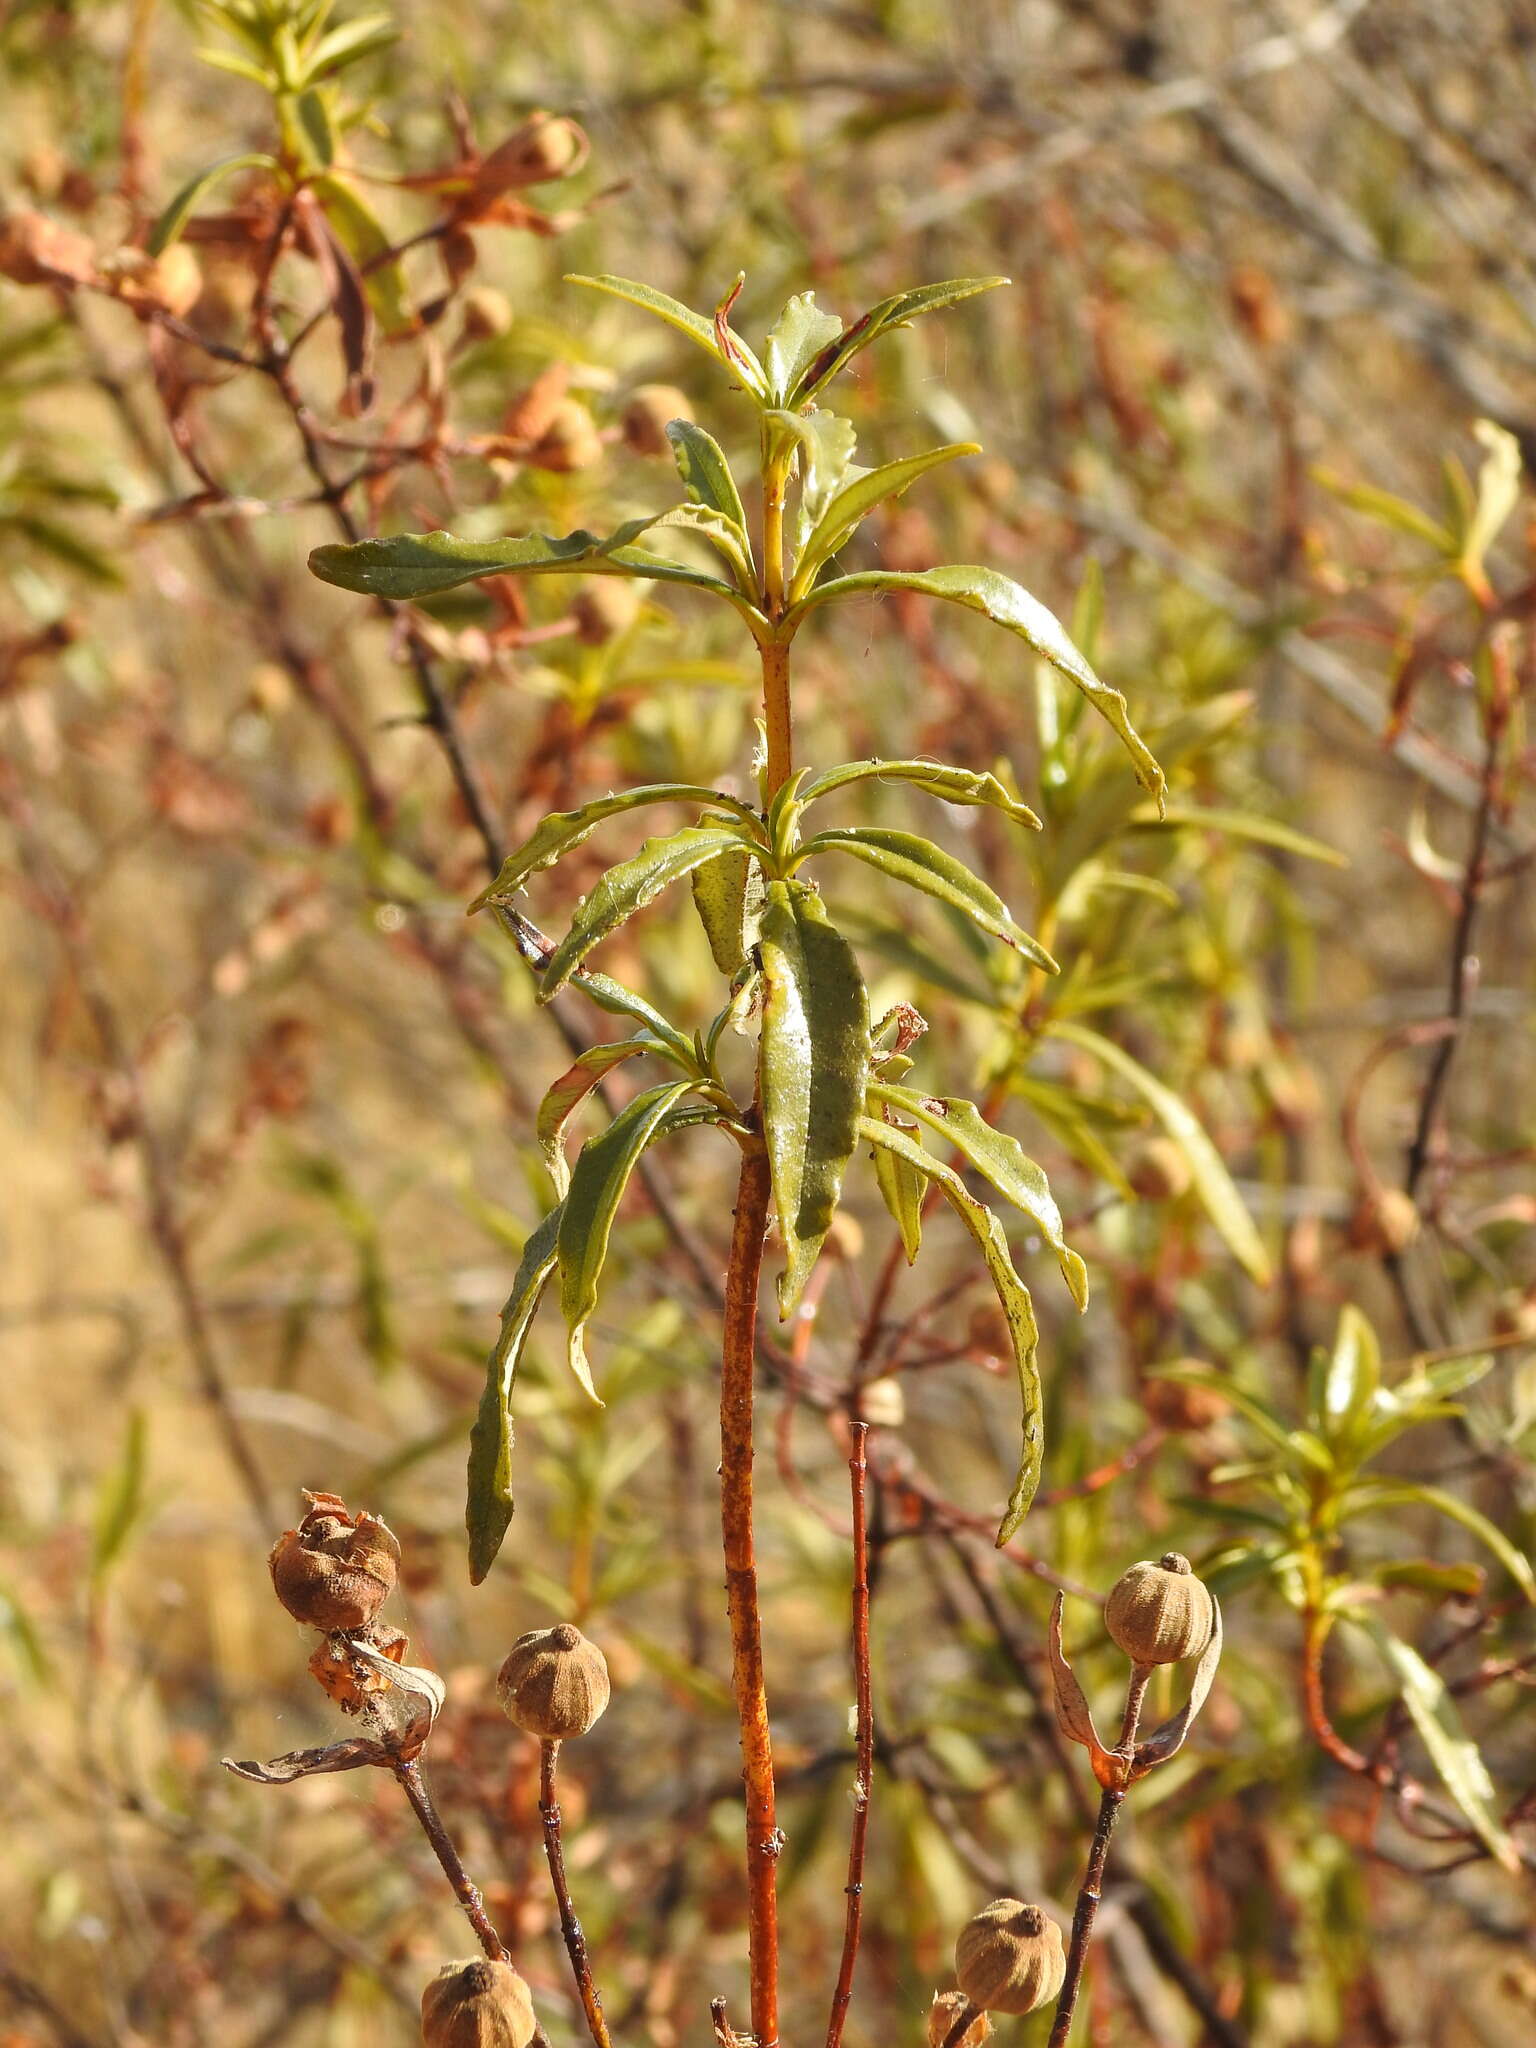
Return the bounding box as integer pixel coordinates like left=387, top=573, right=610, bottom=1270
left=758, top=882, right=871, bottom=1315
left=1128, top=803, right=1346, bottom=866
left=791, top=277, right=1009, bottom=406
left=789, top=564, right=1164, bottom=808
left=466, top=1207, right=561, bottom=1583
left=802, top=826, right=1057, bottom=970
left=1311, top=1304, right=1381, bottom=1450
left=764, top=291, right=844, bottom=403
left=309, top=523, right=756, bottom=613
left=1048, top=1021, right=1271, bottom=1285
left=793, top=444, right=979, bottom=592
left=871, top=1136, right=925, bottom=1263
left=666, top=418, right=750, bottom=533
left=1352, top=1614, right=1520, bottom=1871
left=147, top=152, right=282, bottom=255
left=1154, top=1363, right=1333, bottom=1473
left=869, top=1086, right=1087, bottom=1307
left=766, top=408, right=861, bottom=550
left=485, top=904, right=698, bottom=1067
left=691, top=847, right=764, bottom=975
left=294, top=88, right=335, bottom=169
left=92, top=1408, right=148, bottom=1583
left=469, top=783, right=761, bottom=908
left=312, top=174, right=413, bottom=336
left=536, top=1039, right=665, bottom=1195
left=305, top=12, right=398, bottom=77
left=565, top=273, right=768, bottom=396
left=645, top=502, right=757, bottom=592
left=800, top=757, right=1041, bottom=830
left=1342, top=1478, right=1535, bottom=1601
left=862, top=1118, right=1042, bottom=1540
left=1314, top=470, right=1454, bottom=551
left=558, top=1082, right=698, bottom=1400
left=539, top=826, right=750, bottom=997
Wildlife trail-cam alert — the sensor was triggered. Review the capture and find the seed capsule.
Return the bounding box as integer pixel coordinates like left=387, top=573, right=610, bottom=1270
left=526, top=398, right=602, bottom=473
left=621, top=384, right=691, bottom=458
left=420, top=1959, right=536, bottom=2048
left=927, top=1990, right=992, bottom=2047
left=1125, top=1136, right=1192, bottom=1200
left=497, top=1622, right=610, bottom=1740
left=1103, top=1551, right=1214, bottom=1666
left=955, top=1899, right=1065, bottom=2015
left=268, top=1490, right=400, bottom=1633
left=571, top=582, right=642, bottom=645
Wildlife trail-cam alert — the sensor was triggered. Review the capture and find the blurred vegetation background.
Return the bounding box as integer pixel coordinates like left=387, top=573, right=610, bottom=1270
left=2, top=1, right=1534, bottom=2043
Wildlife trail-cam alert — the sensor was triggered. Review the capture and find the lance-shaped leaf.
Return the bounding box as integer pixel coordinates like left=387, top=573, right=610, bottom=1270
left=487, top=904, right=697, bottom=1067
left=1128, top=803, right=1345, bottom=866
left=691, top=847, right=764, bottom=975
left=802, top=826, right=1057, bottom=971
left=801, top=757, right=1041, bottom=830
left=565, top=272, right=769, bottom=397
left=537, top=1040, right=674, bottom=1195
left=1049, top=1020, right=1271, bottom=1286
left=793, top=444, right=980, bottom=592
left=309, top=523, right=759, bottom=615
left=871, top=1137, right=925, bottom=1264
left=1131, top=1596, right=1223, bottom=1779
left=764, top=291, right=845, bottom=403
left=148, top=152, right=283, bottom=254
left=466, top=1206, right=562, bottom=1582
left=647, top=503, right=756, bottom=593
left=862, top=1117, right=1044, bottom=1540
left=558, top=1081, right=699, bottom=1399
left=539, top=825, right=752, bottom=998
left=869, top=1086, right=1087, bottom=1307
left=789, top=563, right=1164, bottom=808
left=667, top=418, right=751, bottom=534
left=1340, top=1477, right=1535, bottom=1601
left=1353, top=1613, right=1519, bottom=1871
left=791, top=276, right=1009, bottom=406
left=470, top=783, right=761, bottom=908
left=1310, top=1303, right=1381, bottom=1453
left=759, top=883, right=871, bottom=1315
left=1048, top=1591, right=1112, bottom=1774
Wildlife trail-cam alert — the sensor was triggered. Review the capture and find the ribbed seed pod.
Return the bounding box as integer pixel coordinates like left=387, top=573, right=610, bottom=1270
left=955, top=1899, right=1066, bottom=2016
left=526, top=399, right=602, bottom=473
left=420, top=1959, right=536, bottom=2048
left=1103, top=1552, right=1214, bottom=1666
left=927, top=1989, right=992, bottom=2047
left=268, top=1491, right=401, bottom=1632
left=497, top=1622, right=610, bottom=1739
left=621, top=384, right=692, bottom=458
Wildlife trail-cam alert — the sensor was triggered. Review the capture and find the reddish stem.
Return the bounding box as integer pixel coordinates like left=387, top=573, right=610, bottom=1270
left=825, top=1422, right=874, bottom=2048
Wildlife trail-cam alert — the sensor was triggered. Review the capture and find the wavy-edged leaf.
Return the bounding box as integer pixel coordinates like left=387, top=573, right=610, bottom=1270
left=871, top=1137, right=925, bottom=1264
left=794, top=443, right=979, bottom=591
left=764, top=291, right=844, bottom=403
left=645, top=502, right=756, bottom=592
left=790, top=563, right=1163, bottom=807
left=862, top=1117, right=1043, bottom=1540
left=1353, top=1613, right=1519, bottom=1870
left=803, top=826, right=1057, bottom=970
left=870, top=1085, right=1087, bottom=1307
left=801, top=756, right=1040, bottom=830
left=536, top=1040, right=667, bottom=1195
left=792, top=276, right=1009, bottom=406
left=691, top=846, right=764, bottom=975
left=1128, top=803, right=1346, bottom=866
left=540, top=825, right=749, bottom=998
left=148, top=152, right=282, bottom=255
left=309, top=523, right=756, bottom=612
left=1342, top=1478, right=1535, bottom=1601
left=465, top=1206, right=561, bottom=1582
left=767, top=408, right=861, bottom=550
left=667, top=418, right=751, bottom=533
left=558, top=1081, right=698, bottom=1402
left=759, top=883, right=871, bottom=1315
left=565, top=272, right=768, bottom=396
left=1049, top=1020, right=1271, bottom=1284
left=470, top=783, right=760, bottom=909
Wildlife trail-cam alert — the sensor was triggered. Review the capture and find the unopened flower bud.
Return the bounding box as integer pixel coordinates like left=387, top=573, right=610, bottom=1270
left=420, top=1959, right=536, bottom=2048
left=927, top=1990, right=991, bottom=2048
left=1104, top=1552, right=1213, bottom=1666
left=526, top=398, right=602, bottom=473
left=497, top=1622, right=609, bottom=1739
left=955, top=1900, right=1065, bottom=2016
left=268, top=1490, right=401, bottom=1632
left=1125, top=1136, right=1191, bottom=1201
left=620, top=384, right=691, bottom=458
left=571, top=582, right=642, bottom=645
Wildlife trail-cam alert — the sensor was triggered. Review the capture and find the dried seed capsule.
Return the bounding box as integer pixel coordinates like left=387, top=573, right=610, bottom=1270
left=268, top=1490, right=401, bottom=1633
left=571, top=582, right=642, bottom=645
left=1124, top=1136, right=1191, bottom=1200
left=955, top=1899, right=1065, bottom=2016
left=460, top=287, right=513, bottom=343
left=526, top=398, right=602, bottom=473
left=497, top=1622, right=610, bottom=1739
left=420, top=1959, right=536, bottom=2048
left=1103, top=1551, right=1213, bottom=1666
left=927, top=1990, right=992, bottom=2048
left=620, top=383, right=692, bottom=458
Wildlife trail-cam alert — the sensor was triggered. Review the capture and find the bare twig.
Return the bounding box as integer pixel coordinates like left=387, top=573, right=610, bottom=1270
left=825, top=1422, right=874, bottom=2048
left=538, top=1738, right=613, bottom=2048
left=392, top=1757, right=510, bottom=1962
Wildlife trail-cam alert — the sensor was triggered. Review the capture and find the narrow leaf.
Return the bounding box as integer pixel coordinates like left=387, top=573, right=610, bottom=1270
left=1313, top=1304, right=1381, bottom=1448
left=801, top=756, right=1041, bottom=830
left=1049, top=1021, right=1271, bottom=1285
left=565, top=273, right=768, bottom=395
left=539, top=826, right=748, bottom=997
left=691, top=847, right=764, bottom=975
left=792, top=277, right=1009, bottom=405
left=790, top=563, right=1164, bottom=807
left=870, top=1085, right=1087, bottom=1306
left=486, top=903, right=698, bottom=1068
left=536, top=1040, right=659, bottom=1195
left=862, top=1117, right=1044, bottom=1539
left=759, top=883, right=871, bottom=1315
left=466, top=1207, right=561, bottom=1582
left=558, top=1082, right=697, bottom=1400
left=1344, top=1479, right=1535, bottom=1601
left=871, top=1136, right=925, bottom=1263
left=147, top=153, right=282, bottom=255
left=667, top=418, right=750, bottom=533
left=1129, top=803, right=1346, bottom=866
left=794, top=443, right=979, bottom=591
left=804, top=826, right=1057, bottom=970
left=469, top=784, right=760, bottom=908
left=309, top=523, right=753, bottom=609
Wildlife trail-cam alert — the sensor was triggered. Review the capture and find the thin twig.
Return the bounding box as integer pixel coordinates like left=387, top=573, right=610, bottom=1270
left=825, top=1422, right=874, bottom=2048
left=392, top=1757, right=510, bottom=1961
